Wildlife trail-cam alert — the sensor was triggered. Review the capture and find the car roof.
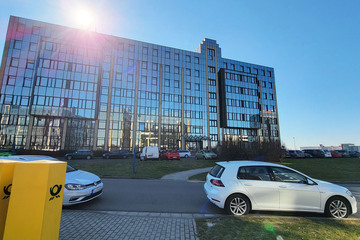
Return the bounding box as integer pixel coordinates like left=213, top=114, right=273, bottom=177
left=216, top=160, right=284, bottom=168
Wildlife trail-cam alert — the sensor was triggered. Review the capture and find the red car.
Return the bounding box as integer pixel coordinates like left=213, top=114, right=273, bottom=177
left=331, top=150, right=342, bottom=158
left=160, top=150, right=180, bottom=160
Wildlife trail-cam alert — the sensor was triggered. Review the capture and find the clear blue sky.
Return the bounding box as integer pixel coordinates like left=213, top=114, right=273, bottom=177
left=0, top=0, right=359, bottom=149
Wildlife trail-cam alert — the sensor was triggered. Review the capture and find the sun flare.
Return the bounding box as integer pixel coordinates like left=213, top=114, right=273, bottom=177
left=76, top=10, right=94, bottom=29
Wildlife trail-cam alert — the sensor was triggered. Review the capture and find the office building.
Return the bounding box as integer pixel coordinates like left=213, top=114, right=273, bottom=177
left=0, top=16, right=280, bottom=151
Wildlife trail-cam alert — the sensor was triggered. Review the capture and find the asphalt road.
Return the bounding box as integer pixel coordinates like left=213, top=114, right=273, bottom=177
left=65, top=179, right=360, bottom=218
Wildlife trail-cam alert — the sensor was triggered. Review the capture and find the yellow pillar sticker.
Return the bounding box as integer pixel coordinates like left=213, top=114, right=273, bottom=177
left=3, top=160, right=66, bottom=240
left=0, top=160, right=17, bottom=240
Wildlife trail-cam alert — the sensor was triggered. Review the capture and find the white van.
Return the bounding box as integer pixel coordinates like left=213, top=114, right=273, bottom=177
left=140, top=146, right=159, bottom=160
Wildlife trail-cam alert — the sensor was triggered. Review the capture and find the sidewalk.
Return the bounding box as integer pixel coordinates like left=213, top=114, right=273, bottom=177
left=161, top=167, right=211, bottom=181
left=59, top=210, right=220, bottom=240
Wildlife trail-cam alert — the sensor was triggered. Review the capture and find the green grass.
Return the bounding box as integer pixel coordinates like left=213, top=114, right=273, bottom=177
left=189, top=158, right=360, bottom=182
left=281, top=158, right=360, bottom=182
left=67, top=158, right=218, bottom=179
left=196, top=216, right=360, bottom=240
left=66, top=157, right=360, bottom=181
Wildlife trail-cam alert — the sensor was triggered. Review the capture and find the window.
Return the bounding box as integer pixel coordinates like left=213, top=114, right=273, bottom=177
left=14, top=40, right=22, bottom=49
left=208, top=66, right=216, bottom=73
left=143, top=47, right=148, bottom=55
left=141, top=75, right=147, bottom=84
left=208, top=49, right=215, bottom=56
left=195, top=83, right=200, bottom=91
left=174, top=80, right=179, bottom=88
left=152, top=63, right=158, bottom=71
left=195, top=70, right=200, bottom=77
left=186, top=68, right=191, bottom=76
left=164, top=79, right=170, bottom=87
left=262, top=70, right=266, bottom=76
left=269, top=82, right=273, bottom=89
left=153, top=49, right=158, bottom=57
left=209, top=79, right=216, bottom=86
left=231, top=64, right=235, bottom=70
left=26, top=60, right=35, bottom=69
left=271, top=167, right=307, bottom=184
left=127, top=74, right=134, bottom=82
left=186, top=82, right=191, bottom=90
left=152, top=77, right=157, bottom=85
left=174, top=53, right=179, bottom=60
left=195, top=57, right=199, bottom=64
left=11, top=58, right=19, bottom=67
left=174, top=66, right=180, bottom=74
left=186, top=55, right=191, bottom=63
left=165, top=51, right=170, bottom=59
left=165, top=65, right=170, bottom=73
left=254, top=68, right=258, bottom=75
left=142, top=61, right=147, bottom=69
left=7, top=76, right=16, bottom=85
left=238, top=166, right=271, bottom=181
left=209, top=93, right=216, bottom=99
left=247, top=67, right=251, bottom=73
left=29, top=43, right=37, bottom=52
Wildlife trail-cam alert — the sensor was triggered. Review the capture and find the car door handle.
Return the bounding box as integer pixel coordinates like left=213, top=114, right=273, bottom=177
left=278, top=185, right=287, bottom=188
left=243, top=183, right=252, bottom=186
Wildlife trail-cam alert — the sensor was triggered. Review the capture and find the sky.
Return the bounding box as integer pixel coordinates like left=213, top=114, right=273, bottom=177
left=0, top=0, right=359, bottom=149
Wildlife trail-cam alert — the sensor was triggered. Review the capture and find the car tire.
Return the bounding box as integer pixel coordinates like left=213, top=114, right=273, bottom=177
left=325, top=196, right=350, bottom=218
left=225, top=194, right=251, bottom=216
left=86, top=155, right=91, bottom=160
left=185, top=154, right=189, bottom=158
left=66, top=156, right=72, bottom=160
left=106, top=156, right=110, bottom=159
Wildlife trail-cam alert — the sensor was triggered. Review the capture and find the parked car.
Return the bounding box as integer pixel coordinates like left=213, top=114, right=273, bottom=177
left=195, top=150, right=217, bottom=160
left=160, top=150, right=180, bottom=160
left=323, top=150, right=332, bottom=158
left=349, top=151, right=360, bottom=158
left=285, top=150, right=291, bottom=158
left=140, top=146, right=159, bottom=160
left=304, top=153, right=313, bottom=158
left=177, top=150, right=191, bottom=158
left=288, top=150, right=305, bottom=158
left=65, top=150, right=93, bottom=160
left=303, top=149, right=325, bottom=158
left=102, top=150, right=129, bottom=159
left=337, top=150, right=350, bottom=158
left=1, top=155, right=103, bottom=206
left=331, top=150, right=342, bottom=158
left=204, top=161, right=357, bottom=218
left=0, top=149, right=12, bottom=156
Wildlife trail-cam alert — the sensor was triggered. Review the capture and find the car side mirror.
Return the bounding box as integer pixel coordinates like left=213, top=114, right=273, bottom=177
left=306, top=179, right=317, bottom=185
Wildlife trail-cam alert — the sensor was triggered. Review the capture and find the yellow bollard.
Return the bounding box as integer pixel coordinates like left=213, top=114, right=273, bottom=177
left=0, top=160, right=17, bottom=240
left=3, top=160, right=66, bottom=240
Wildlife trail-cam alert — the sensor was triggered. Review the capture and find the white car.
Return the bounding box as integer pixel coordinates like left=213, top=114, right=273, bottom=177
left=204, top=161, right=357, bottom=218
left=177, top=150, right=191, bottom=158
left=1, top=155, right=103, bottom=206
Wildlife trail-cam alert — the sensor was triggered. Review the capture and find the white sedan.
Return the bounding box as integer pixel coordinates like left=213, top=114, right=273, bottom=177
left=2, top=155, right=103, bottom=206
left=204, top=161, right=357, bottom=218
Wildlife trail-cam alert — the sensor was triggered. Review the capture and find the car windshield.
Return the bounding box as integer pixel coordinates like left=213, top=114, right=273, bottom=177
left=66, top=164, right=77, bottom=173
left=204, top=150, right=213, bottom=153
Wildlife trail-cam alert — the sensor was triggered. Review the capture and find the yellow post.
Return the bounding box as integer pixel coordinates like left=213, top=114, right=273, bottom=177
left=3, top=160, right=66, bottom=240
left=0, top=160, right=17, bottom=240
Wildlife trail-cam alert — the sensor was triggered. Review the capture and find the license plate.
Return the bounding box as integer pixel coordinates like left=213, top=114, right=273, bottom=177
left=91, top=186, right=102, bottom=194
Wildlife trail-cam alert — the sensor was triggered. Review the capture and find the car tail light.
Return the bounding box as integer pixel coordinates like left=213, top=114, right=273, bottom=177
left=210, top=179, right=225, bottom=187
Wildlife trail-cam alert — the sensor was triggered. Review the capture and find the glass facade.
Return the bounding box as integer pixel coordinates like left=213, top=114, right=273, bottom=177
left=0, top=16, right=280, bottom=152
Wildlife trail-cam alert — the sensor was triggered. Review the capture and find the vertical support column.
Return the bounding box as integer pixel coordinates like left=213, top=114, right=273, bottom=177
left=132, top=60, right=140, bottom=150
left=25, top=115, right=34, bottom=149
left=205, top=48, right=211, bottom=148
left=158, top=64, right=163, bottom=148
left=60, top=118, right=68, bottom=150
left=181, top=67, right=185, bottom=149
left=104, top=55, right=114, bottom=151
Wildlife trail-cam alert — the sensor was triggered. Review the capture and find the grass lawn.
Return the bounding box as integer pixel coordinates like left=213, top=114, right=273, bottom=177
left=189, top=158, right=360, bottom=182
left=66, top=157, right=360, bottom=181
left=67, top=158, right=218, bottom=179
left=196, top=216, right=360, bottom=240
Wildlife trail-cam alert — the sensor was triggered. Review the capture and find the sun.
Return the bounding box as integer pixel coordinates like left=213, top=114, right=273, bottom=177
left=76, top=10, right=94, bottom=29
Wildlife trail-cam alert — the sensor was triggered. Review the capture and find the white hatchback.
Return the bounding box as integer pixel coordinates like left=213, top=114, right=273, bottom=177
left=2, top=155, right=103, bottom=206
left=204, top=161, right=357, bottom=218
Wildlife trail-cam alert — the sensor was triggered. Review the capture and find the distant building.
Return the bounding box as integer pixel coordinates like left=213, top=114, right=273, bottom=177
left=0, top=16, right=280, bottom=151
